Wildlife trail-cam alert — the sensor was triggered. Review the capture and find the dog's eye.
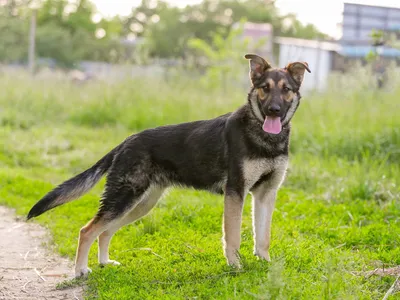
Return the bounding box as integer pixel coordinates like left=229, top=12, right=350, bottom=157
left=263, top=86, right=270, bottom=93
left=283, top=86, right=291, bottom=92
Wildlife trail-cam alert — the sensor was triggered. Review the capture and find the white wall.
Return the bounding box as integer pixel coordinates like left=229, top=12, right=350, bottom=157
left=278, top=44, right=332, bottom=94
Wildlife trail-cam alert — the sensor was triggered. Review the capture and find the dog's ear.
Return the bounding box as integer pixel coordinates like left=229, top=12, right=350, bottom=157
left=244, top=54, right=272, bottom=83
left=285, top=62, right=311, bottom=85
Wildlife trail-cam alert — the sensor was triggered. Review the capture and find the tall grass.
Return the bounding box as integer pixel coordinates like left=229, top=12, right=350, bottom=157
left=1, top=66, right=399, bottom=163
left=1, top=66, right=398, bottom=198
left=0, top=65, right=399, bottom=299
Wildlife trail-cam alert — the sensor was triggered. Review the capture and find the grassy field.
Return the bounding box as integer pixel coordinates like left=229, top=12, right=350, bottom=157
left=1, top=67, right=399, bottom=299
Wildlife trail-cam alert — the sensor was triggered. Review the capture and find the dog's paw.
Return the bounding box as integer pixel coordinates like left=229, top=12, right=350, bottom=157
left=254, top=249, right=271, bottom=262
left=228, top=260, right=242, bottom=269
left=100, top=260, right=121, bottom=266
left=225, top=251, right=242, bottom=268
left=74, top=267, right=92, bottom=278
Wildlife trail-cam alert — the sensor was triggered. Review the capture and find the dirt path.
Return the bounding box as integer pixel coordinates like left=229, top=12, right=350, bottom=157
left=0, top=206, right=84, bottom=300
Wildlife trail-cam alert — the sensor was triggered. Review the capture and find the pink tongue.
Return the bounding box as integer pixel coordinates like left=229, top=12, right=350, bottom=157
left=262, top=117, right=282, bottom=134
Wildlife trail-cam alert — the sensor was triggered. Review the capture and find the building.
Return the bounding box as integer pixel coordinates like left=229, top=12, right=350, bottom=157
left=268, top=3, right=400, bottom=93
left=242, top=22, right=274, bottom=59
left=275, top=37, right=341, bottom=93
left=339, top=2, right=400, bottom=63
left=236, top=22, right=275, bottom=64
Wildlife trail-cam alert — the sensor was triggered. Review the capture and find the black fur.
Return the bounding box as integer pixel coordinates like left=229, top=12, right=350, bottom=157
left=27, top=146, right=119, bottom=219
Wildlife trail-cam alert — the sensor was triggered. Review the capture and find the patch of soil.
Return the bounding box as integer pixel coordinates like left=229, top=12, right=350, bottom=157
left=0, top=206, right=84, bottom=300
left=363, top=266, right=400, bottom=277
left=353, top=265, right=400, bottom=298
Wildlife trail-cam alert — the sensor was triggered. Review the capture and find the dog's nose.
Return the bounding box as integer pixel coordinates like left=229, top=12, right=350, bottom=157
left=268, top=104, right=281, bottom=114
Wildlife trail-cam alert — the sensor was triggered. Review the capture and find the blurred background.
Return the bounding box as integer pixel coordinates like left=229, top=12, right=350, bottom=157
left=0, top=0, right=399, bottom=93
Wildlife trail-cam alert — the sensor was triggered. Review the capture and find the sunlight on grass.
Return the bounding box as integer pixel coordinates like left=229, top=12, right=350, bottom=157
left=0, top=68, right=399, bottom=299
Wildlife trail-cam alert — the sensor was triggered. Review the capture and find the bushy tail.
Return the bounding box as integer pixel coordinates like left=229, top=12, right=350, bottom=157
left=27, top=147, right=119, bottom=220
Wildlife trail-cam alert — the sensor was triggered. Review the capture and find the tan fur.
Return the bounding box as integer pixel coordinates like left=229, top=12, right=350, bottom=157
left=242, top=156, right=287, bottom=193
left=250, top=156, right=288, bottom=261
left=258, top=79, right=275, bottom=101
left=277, top=79, right=285, bottom=89
left=75, top=218, right=108, bottom=277
left=222, top=155, right=288, bottom=266
left=245, top=54, right=272, bottom=82
left=74, top=185, right=166, bottom=277
left=251, top=187, right=276, bottom=261
left=274, top=79, right=294, bottom=102
left=267, top=78, right=275, bottom=88
left=283, top=91, right=295, bottom=102
left=98, top=186, right=165, bottom=265
left=249, top=89, right=265, bottom=122
left=259, top=78, right=295, bottom=103
left=223, top=194, right=244, bottom=267
left=242, top=158, right=273, bottom=192
left=257, top=88, right=266, bottom=100
left=285, top=62, right=310, bottom=84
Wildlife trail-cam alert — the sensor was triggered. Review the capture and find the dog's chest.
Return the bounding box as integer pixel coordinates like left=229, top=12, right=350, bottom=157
left=242, top=156, right=287, bottom=190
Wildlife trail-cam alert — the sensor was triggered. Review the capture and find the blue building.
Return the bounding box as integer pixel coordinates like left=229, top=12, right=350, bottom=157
left=339, top=2, right=400, bottom=64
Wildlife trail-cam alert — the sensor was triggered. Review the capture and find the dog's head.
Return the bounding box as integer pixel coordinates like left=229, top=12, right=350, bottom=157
left=245, top=54, right=311, bottom=134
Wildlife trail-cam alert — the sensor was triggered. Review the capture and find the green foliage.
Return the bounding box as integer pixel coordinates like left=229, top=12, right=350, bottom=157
left=279, top=14, right=327, bottom=39
left=65, top=0, right=97, bottom=34
left=0, top=0, right=32, bottom=17
left=1, top=0, right=328, bottom=66
left=35, top=0, right=120, bottom=67
left=369, top=29, right=386, bottom=46
left=35, top=22, right=76, bottom=68
left=366, top=28, right=400, bottom=62
left=187, top=19, right=265, bottom=90
left=125, top=0, right=328, bottom=59
left=0, top=67, right=399, bottom=298
left=0, top=15, right=28, bottom=63
left=0, top=0, right=128, bottom=66
left=143, top=6, right=184, bottom=58
left=365, top=50, right=378, bottom=63
left=365, top=29, right=384, bottom=63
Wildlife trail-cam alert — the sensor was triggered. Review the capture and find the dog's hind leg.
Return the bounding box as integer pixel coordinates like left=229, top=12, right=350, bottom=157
left=74, top=217, right=109, bottom=277
left=98, top=186, right=165, bottom=266
left=74, top=169, right=151, bottom=278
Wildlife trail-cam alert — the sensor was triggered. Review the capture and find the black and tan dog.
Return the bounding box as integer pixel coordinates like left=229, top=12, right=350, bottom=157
left=27, top=54, right=310, bottom=278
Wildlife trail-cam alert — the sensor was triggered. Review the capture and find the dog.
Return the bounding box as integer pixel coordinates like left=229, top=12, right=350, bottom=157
left=27, top=54, right=310, bottom=278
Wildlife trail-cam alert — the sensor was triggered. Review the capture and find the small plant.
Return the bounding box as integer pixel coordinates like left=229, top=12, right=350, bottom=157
left=187, top=18, right=267, bottom=91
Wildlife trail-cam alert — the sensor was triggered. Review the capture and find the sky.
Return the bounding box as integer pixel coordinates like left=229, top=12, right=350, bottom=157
left=92, top=0, right=400, bottom=39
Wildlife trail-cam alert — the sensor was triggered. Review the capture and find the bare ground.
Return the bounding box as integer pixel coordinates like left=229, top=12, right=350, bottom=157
left=0, top=206, right=84, bottom=300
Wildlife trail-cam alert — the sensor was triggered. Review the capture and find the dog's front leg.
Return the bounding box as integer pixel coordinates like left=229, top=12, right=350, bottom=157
left=252, top=186, right=277, bottom=262
left=222, top=190, right=244, bottom=267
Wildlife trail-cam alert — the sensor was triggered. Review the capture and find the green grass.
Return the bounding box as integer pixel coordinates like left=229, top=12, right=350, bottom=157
left=0, top=68, right=399, bottom=299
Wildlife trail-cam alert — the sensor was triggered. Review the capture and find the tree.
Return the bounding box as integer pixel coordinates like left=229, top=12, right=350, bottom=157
left=0, top=0, right=329, bottom=66
left=124, top=0, right=328, bottom=59
left=35, top=0, right=127, bottom=66
left=0, top=13, right=28, bottom=63
left=0, top=0, right=33, bottom=17
left=35, top=22, right=75, bottom=67
left=143, top=5, right=184, bottom=58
